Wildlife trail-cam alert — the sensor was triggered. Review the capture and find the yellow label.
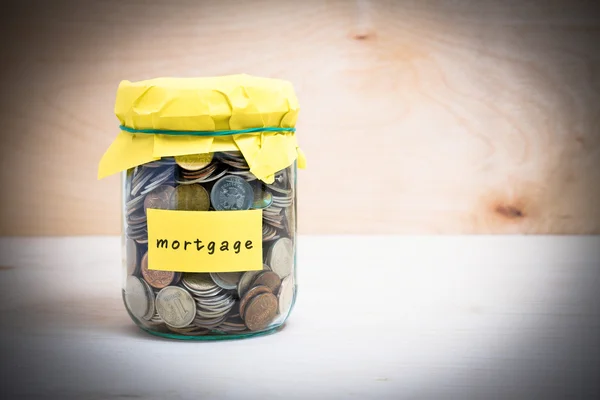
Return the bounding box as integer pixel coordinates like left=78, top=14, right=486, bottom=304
left=147, top=208, right=263, bottom=273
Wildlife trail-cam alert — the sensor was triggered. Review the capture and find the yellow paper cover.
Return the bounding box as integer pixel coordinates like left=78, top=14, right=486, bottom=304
left=98, top=74, right=305, bottom=183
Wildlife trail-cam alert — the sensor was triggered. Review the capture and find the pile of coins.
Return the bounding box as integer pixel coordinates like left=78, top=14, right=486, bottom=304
left=122, top=151, right=296, bottom=337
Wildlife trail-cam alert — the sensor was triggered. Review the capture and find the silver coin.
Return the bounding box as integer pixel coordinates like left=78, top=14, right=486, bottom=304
left=267, top=238, right=294, bottom=278
left=263, top=226, right=280, bottom=242
left=125, top=239, right=138, bottom=275
left=126, top=193, right=146, bottom=211
left=194, top=314, right=228, bottom=324
left=187, top=286, right=223, bottom=298
left=149, top=310, right=164, bottom=324
left=210, top=175, right=254, bottom=211
left=131, top=168, right=156, bottom=196
left=237, top=270, right=261, bottom=298
left=210, top=272, right=243, bottom=290
left=155, top=286, right=196, bottom=328
left=263, top=205, right=283, bottom=214
left=197, top=293, right=233, bottom=306
left=196, top=305, right=230, bottom=316
left=278, top=275, right=295, bottom=315
left=285, top=204, right=296, bottom=237
left=267, top=184, right=292, bottom=195
left=196, top=301, right=232, bottom=313
left=140, top=278, right=156, bottom=321
left=130, top=166, right=143, bottom=187
left=182, top=273, right=218, bottom=292
left=194, top=317, right=227, bottom=328
left=124, top=276, right=151, bottom=320
left=196, top=306, right=232, bottom=319
left=199, top=294, right=235, bottom=308
left=140, top=166, right=174, bottom=194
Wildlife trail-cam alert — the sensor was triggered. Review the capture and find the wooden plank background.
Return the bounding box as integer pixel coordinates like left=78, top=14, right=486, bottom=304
left=0, top=0, right=599, bottom=235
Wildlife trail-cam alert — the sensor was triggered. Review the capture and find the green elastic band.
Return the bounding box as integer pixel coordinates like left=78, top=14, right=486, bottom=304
left=119, top=125, right=295, bottom=137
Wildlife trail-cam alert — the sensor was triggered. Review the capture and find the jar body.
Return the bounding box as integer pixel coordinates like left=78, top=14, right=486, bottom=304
left=121, top=153, right=297, bottom=339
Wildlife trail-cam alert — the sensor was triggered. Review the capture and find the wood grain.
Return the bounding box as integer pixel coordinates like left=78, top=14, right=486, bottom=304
left=0, top=0, right=599, bottom=235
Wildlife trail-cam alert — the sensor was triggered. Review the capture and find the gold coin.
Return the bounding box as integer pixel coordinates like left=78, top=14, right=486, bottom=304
left=175, top=153, right=214, bottom=171
left=170, top=184, right=210, bottom=211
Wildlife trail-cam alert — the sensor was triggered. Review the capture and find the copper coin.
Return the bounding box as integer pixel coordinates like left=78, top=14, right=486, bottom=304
left=239, top=285, right=272, bottom=319
left=237, top=270, right=262, bottom=298
left=144, top=185, right=175, bottom=212
left=252, top=271, right=281, bottom=294
left=140, top=252, right=175, bottom=289
left=244, top=292, right=278, bottom=331
left=180, top=163, right=217, bottom=179
left=170, top=184, right=210, bottom=211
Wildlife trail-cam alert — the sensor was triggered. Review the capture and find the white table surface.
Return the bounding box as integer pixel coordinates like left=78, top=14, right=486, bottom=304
left=0, top=236, right=599, bottom=399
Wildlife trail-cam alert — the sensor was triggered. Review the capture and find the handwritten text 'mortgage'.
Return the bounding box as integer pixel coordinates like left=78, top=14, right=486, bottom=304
left=155, top=239, right=253, bottom=255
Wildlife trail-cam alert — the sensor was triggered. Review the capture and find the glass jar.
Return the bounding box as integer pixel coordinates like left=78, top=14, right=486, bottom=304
left=99, top=75, right=304, bottom=340
left=122, top=157, right=297, bottom=339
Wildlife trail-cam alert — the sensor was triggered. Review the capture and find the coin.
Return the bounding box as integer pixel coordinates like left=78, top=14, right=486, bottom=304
left=237, top=270, right=262, bottom=298
left=252, top=271, right=281, bottom=294
left=180, top=162, right=217, bottom=178
left=278, top=275, right=294, bottom=315
left=262, top=224, right=279, bottom=242
left=172, top=272, right=183, bottom=286
left=140, top=166, right=175, bottom=195
left=218, top=319, right=246, bottom=332
left=140, top=278, right=156, bottom=320
left=124, top=276, right=151, bottom=320
left=147, top=308, right=164, bottom=325
left=244, top=292, right=278, bottom=331
left=175, top=153, right=214, bottom=171
left=182, top=273, right=218, bottom=292
left=252, top=189, right=273, bottom=209
left=155, top=286, right=196, bottom=328
left=127, top=209, right=147, bottom=224
left=126, top=238, right=139, bottom=275
left=267, top=238, right=293, bottom=278
left=131, top=168, right=156, bottom=196
left=170, top=184, right=210, bottom=211
left=144, top=185, right=175, bottom=212
left=210, top=272, right=242, bottom=290
left=210, top=175, right=254, bottom=211
left=140, top=252, right=175, bottom=289
left=239, top=285, right=273, bottom=318
left=285, top=204, right=295, bottom=237
left=193, top=316, right=227, bottom=329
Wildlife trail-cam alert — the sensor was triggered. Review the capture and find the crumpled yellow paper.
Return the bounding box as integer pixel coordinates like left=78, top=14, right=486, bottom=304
left=98, top=75, right=305, bottom=183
